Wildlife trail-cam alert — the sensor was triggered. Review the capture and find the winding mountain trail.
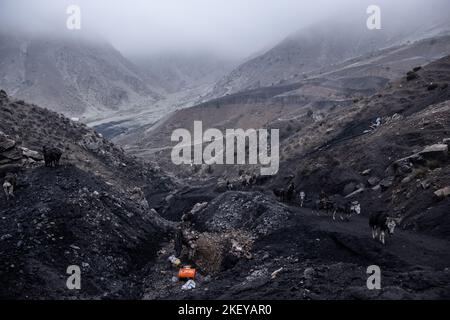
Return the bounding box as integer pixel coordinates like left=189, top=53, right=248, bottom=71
left=137, top=184, right=450, bottom=300
left=289, top=205, right=450, bottom=269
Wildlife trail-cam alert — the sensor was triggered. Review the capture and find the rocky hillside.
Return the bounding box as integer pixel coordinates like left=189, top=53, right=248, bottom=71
left=116, top=35, right=450, bottom=164
left=269, top=55, right=450, bottom=239
left=142, top=190, right=450, bottom=300
left=0, top=89, right=175, bottom=299
left=1, top=87, right=450, bottom=299
left=120, top=53, right=450, bottom=238
left=133, top=55, right=450, bottom=300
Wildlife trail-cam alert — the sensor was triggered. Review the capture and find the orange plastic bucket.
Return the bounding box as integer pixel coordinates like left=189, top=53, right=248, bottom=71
left=178, top=266, right=196, bottom=279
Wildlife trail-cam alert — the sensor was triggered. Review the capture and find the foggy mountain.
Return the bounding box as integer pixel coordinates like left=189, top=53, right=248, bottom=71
left=2, top=3, right=450, bottom=127
left=115, top=33, right=450, bottom=153
left=210, top=16, right=450, bottom=98
left=0, top=32, right=161, bottom=118
left=92, top=15, right=450, bottom=141
left=132, top=52, right=236, bottom=95
left=86, top=52, right=237, bottom=138
left=0, top=31, right=237, bottom=126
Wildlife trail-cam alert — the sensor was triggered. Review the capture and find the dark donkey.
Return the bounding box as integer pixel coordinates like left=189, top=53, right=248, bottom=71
left=43, top=146, right=63, bottom=167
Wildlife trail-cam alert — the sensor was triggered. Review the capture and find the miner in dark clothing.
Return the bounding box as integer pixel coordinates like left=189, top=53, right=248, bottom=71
left=319, top=190, right=328, bottom=205
left=285, top=182, right=295, bottom=202
left=174, top=211, right=197, bottom=258
left=174, top=225, right=185, bottom=257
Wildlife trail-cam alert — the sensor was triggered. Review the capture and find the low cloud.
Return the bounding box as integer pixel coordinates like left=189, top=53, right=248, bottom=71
left=1, top=0, right=449, bottom=59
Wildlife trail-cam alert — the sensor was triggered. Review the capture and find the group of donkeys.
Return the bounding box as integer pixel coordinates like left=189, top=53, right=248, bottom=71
left=2, top=146, right=62, bottom=202
left=273, top=184, right=398, bottom=245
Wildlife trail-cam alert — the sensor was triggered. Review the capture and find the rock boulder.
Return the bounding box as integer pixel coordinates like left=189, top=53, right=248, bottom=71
left=419, top=144, right=448, bottom=161
left=434, top=187, right=450, bottom=199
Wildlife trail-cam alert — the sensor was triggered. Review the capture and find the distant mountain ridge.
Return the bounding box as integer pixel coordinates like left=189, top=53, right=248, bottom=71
left=132, top=52, right=236, bottom=95
left=210, top=16, right=450, bottom=98
left=0, top=32, right=160, bottom=118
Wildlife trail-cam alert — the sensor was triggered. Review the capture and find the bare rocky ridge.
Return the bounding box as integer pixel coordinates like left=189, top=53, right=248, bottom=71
left=115, top=34, right=450, bottom=163
left=0, top=33, right=161, bottom=118
left=273, top=56, right=450, bottom=240
left=210, top=17, right=450, bottom=98
left=94, top=31, right=450, bottom=143
left=0, top=90, right=176, bottom=299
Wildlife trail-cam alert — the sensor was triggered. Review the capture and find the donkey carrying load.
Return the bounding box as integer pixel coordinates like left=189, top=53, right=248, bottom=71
left=369, top=212, right=398, bottom=245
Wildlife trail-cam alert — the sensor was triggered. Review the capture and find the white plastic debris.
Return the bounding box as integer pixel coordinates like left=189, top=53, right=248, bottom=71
left=370, top=117, right=382, bottom=130
left=168, top=255, right=181, bottom=267
left=181, top=280, right=196, bottom=290
left=271, top=267, right=283, bottom=279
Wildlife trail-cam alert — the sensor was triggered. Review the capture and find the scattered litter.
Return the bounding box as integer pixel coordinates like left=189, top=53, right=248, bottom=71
left=304, top=267, right=315, bottom=279
left=231, top=239, right=243, bottom=252
left=271, top=267, right=283, bottom=279
left=168, top=255, right=181, bottom=267
left=370, top=117, right=381, bottom=130
left=171, top=276, right=179, bottom=283
left=179, top=266, right=196, bottom=280
left=345, top=188, right=365, bottom=198
left=364, top=117, right=383, bottom=134
left=420, top=180, right=430, bottom=190
left=1, top=234, right=12, bottom=241
left=181, top=280, right=196, bottom=290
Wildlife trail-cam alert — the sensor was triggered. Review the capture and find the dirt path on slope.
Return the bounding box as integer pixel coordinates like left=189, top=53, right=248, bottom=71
left=289, top=205, right=450, bottom=269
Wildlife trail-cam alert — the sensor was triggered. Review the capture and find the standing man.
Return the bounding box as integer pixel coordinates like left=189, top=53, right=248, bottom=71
left=174, top=212, right=198, bottom=259
left=299, top=191, right=306, bottom=207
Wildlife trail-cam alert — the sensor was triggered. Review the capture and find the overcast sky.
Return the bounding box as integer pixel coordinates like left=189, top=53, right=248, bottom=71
left=1, top=0, right=449, bottom=59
